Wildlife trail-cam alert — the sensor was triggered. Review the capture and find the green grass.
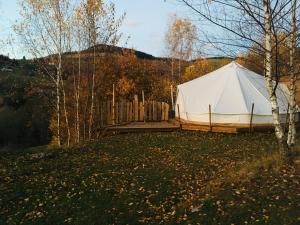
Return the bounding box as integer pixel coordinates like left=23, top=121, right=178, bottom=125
left=0, top=132, right=299, bottom=225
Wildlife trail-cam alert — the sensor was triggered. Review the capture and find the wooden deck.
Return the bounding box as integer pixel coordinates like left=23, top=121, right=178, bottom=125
left=181, top=123, right=274, bottom=133
left=105, top=121, right=180, bottom=133
left=98, top=120, right=300, bottom=134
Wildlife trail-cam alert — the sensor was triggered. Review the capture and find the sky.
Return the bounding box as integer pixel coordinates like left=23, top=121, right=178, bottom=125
left=0, top=0, right=190, bottom=59
left=112, top=0, right=189, bottom=57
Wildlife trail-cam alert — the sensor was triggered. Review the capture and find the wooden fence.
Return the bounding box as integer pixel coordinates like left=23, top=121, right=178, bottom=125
left=95, top=96, right=170, bottom=128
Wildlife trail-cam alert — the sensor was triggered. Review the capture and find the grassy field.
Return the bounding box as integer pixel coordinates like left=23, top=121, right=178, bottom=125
left=0, top=131, right=299, bottom=225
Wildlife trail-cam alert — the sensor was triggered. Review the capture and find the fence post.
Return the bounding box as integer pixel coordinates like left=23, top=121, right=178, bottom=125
left=249, top=103, right=255, bottom=133
left=134, top=95, right=139, bottom=122
left=177, top=104, right=181, bottom=129
left=170, top=85, right=174, bottom=111
left=209, top=104, right=212, bottom=132
left=177, top=104, right=180, bottom=121
left=129, top=101, right=133, bottom=121
left=142, top=90, right=145, bottom=122
left=122, top=99, right=126, bottom=123
left=126, top=102, right=130, bottom=122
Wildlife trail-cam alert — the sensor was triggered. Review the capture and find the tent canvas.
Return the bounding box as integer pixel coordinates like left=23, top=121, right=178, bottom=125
left=175, top=61, right=295, bottom=126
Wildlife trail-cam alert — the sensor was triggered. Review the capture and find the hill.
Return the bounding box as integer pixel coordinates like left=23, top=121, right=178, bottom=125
left=64, top=44, right=167, bottom=61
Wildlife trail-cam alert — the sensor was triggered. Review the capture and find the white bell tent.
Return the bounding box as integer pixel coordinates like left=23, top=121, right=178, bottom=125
left=175, top=61, right=291, bottom=126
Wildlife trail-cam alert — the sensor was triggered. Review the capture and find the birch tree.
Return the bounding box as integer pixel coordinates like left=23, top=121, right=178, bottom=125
left=263, top=0, right=286, bottom=155
left=15, top=0, right=72, bottom=146
left=81, top=0, right=124, bottom=140
left=83, top=0, right=101, bottom=141
left=165, top=15, right=197, bottom=79
left=287, top=0, right=298, bottom=148
left=73, top=6, right=85, bottom=144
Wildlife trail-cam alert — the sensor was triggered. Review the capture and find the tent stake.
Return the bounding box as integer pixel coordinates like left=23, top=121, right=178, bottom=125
left=209, top=104, right=212, bottom=132
left=170, top=85, right=174, bottom=111
left=249, top=103, right=255, bottom=133
left=177, top=104, right=182, bottom=129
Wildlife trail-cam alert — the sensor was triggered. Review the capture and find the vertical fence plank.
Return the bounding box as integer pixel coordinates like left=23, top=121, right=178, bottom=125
left=95, top=98, right=174, bottom=127
left=153, top=101, right=157, bottom=121
left=165, top=103, right=169, bottom=121
left=119, top=99, right=123, bottom=124
left=157, top=102, right=162, bottom=121
left=148, top=102, right=152, bottom=121
left=123, top=100, right=126, bottom=123
left=161, top=102, right=165, bottom=121
left=126, top=102, right=130, bottom=122
left=139, top=102, right=144, bottom=121
left=115, top=102, right=119, bottom=124
left=129, top=102, right=133, bottom=122
left=142, top=90, right=145, bottom=122
left=144, top=101, right=148, bottom=121
left=127, top=102, right=131, bottom=122
left=134, top=95, right=139, bottom=122
left=105, top=100, right=109, bottom=124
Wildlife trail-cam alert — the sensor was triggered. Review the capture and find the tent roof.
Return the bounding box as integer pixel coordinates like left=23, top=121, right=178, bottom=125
left=177, top=61, right=289, bottom=115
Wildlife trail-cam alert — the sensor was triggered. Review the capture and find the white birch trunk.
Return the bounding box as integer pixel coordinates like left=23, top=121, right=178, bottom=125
left=112, top=84, right=115, bottom=125
left=88, top=45, right=96, bottom=140
left=56, top=73, right=61, bottom=147
left=61, top=77, right=70, bottom=147
left=76, top=50, right=81, bottom=144
left=263, top=0, right=286, bottom=156
left=56, top=1, right=63, bottom=146
left=287, top=0, right=297, bottom=148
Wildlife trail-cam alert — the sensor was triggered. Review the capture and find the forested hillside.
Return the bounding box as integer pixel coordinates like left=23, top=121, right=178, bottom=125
left=0, top=57, right=52, bottom=148
left=0, top=47, right=184, bottom=148
left=0, top=45, right=230, bottom=149
left=0, top=44, right=299, bottom=148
